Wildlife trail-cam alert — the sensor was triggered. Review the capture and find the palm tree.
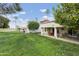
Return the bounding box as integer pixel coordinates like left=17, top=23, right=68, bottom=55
left=13, top=16, right=18, bottom=28
left=35, top=17, right=38, bottom=21
left=45, top=9, right=50, bottom=16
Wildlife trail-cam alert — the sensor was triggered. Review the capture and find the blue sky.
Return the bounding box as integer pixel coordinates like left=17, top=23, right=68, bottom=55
left=8, top=3, right=58, bottom=28
left=20, top=3, right=58, bottom=19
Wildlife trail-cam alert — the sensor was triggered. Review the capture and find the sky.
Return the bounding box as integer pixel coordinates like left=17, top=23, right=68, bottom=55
left=8, top=3, right=58, bottom=28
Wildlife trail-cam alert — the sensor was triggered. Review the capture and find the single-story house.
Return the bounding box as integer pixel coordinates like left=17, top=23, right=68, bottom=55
left=40, top=20, right=64, bottom=38
left=17, top=24, right=30, bottom=33
left=17, top=19, right=65, bottom=38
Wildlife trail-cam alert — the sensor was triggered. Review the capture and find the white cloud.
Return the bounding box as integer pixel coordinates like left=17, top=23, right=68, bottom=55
left=6, top=14, right=19, bottom=19
left=19, top=11, right=26, bottom=15
left=40, top=9, right=47, bottom=13
left=16, top=18, right=29, bottom=28
left=42, top=16, right=48, bottom=19
left=6, top=11, right=26, bottom=18
left=9, top=22, right=16, bottom=28
left=8, top=17, right=24, bottom=28
left=48, top=17, right=55, bottom=21
left=41, top=15, right=55, bottom=21
left=12, top=14, right=19, bottom=17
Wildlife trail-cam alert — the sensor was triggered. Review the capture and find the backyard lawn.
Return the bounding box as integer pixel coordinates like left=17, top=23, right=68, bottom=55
left=0, top=32, right=79, bottom=56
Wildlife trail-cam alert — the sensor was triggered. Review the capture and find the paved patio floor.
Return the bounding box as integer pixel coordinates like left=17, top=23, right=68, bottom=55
left=41, top=35, right=79, bottom=45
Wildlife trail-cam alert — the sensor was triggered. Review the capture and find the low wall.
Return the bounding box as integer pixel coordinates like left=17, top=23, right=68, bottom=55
left=0, top=28, right=17, bottom=32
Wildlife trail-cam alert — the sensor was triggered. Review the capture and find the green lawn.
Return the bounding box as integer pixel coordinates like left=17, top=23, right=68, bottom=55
left=0, top=32, right=79, bottom=56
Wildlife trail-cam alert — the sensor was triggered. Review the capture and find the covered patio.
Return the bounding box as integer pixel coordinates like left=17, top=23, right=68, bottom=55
left=40, top=22, right=64, bottom=38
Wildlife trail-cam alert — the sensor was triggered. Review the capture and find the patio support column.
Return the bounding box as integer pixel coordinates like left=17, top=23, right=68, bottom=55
left=54, top=27, right=57, bottom=38
left=41, top=27, right=43, bottom=35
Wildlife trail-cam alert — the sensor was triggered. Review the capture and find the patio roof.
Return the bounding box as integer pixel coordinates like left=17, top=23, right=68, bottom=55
left=40, top=22, right=63, bottom=28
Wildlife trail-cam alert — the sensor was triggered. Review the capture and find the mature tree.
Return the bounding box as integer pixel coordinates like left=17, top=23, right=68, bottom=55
left=0, top=16, right=9, bottom=28
left=53, top=3, right=79, bottom=35
left=53, top=3, right=79, bottom=29
left=0, top=3, right=22, bottom=29
left=0, top=3, right=22, bottom=14
left=28, top=21, right=39, bottom=31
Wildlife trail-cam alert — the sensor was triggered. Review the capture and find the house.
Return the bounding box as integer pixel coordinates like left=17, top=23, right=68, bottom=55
left=15, top=17, right=65, bottom=38
left=40, top=20, right=64, bottom=38
left=16, top=24, right=30, bottom=33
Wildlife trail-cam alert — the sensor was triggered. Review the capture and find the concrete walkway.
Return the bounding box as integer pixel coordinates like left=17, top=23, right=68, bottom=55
left=41, top=35, right=79, bottom=45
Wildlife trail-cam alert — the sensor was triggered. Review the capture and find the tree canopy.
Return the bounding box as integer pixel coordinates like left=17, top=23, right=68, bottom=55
left=0, top=3, right=22, bottom=14
left=0, top=16, right=9, bottom=28
left=53, top=3, right=79, bottom=30
left=28, top=21, right=39, bottom=31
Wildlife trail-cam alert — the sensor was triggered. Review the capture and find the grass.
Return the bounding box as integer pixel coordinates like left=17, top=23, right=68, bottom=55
left=0, top=32, right=79, bottom=56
